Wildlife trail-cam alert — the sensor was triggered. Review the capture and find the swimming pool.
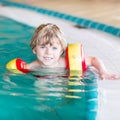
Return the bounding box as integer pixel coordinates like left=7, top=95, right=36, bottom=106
left=0, top=14, right=98, bottom=120
left=0, top=1, right=120, bottom=120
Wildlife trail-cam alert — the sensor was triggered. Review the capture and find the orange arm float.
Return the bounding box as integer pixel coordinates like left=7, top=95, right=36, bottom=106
left=6, top=58, right=30, bottom=74
left=66, top=43, right=86, bottom=76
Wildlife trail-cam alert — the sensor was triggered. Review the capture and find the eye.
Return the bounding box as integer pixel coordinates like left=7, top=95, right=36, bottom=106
left=52, top=47, right=58, bottom=50
left=40, top=45, right=46, bottom=48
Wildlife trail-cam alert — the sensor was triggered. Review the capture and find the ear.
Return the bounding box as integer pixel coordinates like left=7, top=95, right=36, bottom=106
left=32, top=48, right=36, bottom=54
left=60, top=49, right=64, bottom=56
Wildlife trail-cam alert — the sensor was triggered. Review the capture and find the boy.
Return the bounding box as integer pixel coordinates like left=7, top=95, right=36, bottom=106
left=23, top=23, right=119, bottom=80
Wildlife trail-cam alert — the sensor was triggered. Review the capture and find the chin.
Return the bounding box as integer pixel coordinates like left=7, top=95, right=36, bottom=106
left=43, top=63, right=54, bottom=67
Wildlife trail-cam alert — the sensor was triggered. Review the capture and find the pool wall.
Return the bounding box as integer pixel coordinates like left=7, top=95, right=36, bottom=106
left=0, top=0, right=120, bottom=37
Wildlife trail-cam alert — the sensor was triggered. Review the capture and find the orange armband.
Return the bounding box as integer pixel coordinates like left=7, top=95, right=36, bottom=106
left=66, top=43, right=86, bottom=76
left=6, top=58, right=30, bottom=74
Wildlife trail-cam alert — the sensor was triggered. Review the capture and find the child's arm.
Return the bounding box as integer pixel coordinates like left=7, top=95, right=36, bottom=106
left=6, top=58, right=30, bottom=74
left=86, top=56, right=120, bottom=80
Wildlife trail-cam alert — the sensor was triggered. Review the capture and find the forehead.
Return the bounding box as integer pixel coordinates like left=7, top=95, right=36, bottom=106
left=38, top=36, right=61, bottom=45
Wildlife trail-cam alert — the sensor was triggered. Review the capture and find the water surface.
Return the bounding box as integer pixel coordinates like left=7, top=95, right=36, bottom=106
left=0, top=16, right=98, bottom=120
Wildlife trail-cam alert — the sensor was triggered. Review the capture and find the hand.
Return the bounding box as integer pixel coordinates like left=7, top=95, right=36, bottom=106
left=100, top=72, right=120, bottom=80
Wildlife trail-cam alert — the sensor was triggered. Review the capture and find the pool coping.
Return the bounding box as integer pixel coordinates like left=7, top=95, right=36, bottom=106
left=0, top=0, right=120, bottom=37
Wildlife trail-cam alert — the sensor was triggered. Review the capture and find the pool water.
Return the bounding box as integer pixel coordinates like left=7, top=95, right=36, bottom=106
left=0, top=16, right=98, bottom=120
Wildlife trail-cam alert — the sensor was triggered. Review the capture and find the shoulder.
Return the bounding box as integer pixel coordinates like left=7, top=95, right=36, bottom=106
left=25, top=60, right=40, bottom=69
left=86, top=56, right=93, bottom=66
left=86, top=56, right=99, bottom=66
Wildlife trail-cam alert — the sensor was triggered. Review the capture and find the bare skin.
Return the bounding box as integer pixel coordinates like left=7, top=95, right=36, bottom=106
left=25, top=38, right=120, bottom=80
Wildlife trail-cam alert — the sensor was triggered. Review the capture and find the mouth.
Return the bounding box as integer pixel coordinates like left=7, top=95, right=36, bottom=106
left=44, top=56, right=53, bottom=60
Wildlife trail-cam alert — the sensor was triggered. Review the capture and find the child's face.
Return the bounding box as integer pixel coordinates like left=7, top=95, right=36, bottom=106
left=33, top=37, right=63, bottom=67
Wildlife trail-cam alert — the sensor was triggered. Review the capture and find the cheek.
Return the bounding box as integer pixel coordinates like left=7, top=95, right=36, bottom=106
left=58, top=49, right=63, bottom=55
left=55, top=50, right=62, bottom=57
left=34, top=48, right=44, bottom=56
left=37, top=51, right=44, bottom=56
left=32, top=47, right=42, bottom=55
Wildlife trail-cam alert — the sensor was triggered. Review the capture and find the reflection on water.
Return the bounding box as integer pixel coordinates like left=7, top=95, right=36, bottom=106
left=0, top=16, right=98, bottom=120
left=1, top=68, right=98, bottom=120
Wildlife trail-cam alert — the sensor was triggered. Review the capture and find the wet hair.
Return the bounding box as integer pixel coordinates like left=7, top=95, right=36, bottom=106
left=30, top=23, right=67, bottom=51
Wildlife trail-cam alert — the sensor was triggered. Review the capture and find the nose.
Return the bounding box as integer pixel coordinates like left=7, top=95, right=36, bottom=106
left=45, top=47, right=52, bottom=54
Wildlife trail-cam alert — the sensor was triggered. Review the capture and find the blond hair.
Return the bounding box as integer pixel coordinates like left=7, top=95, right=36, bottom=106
left=30, top=23, right=67, bottom=51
